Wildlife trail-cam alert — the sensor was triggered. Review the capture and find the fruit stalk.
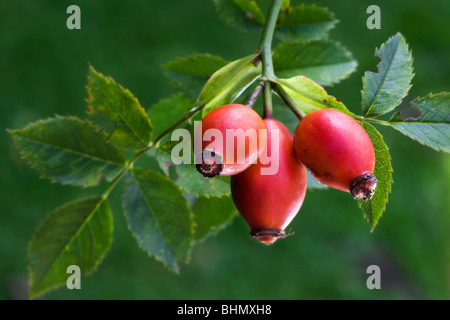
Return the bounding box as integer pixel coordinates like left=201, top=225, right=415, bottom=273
left=247, top=82, right=264, bottom=108
left=263, top=82, right=273, bottom=119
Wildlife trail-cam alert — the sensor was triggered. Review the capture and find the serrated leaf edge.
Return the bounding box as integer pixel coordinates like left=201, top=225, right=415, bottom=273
left=359, top=123, right=393, bottom=231
left=87, top=66, right=152, bottom=147
left=163, top=53, right=228, bottom=76
left=8, top=116, right=126, bottom=188
left=126, top=168, right=195, bottom=273
left=362, top=33, right=415, bottom=117
left=274, top=39, right=358, bottom=87
left=28, top=196, right=112, bottom=299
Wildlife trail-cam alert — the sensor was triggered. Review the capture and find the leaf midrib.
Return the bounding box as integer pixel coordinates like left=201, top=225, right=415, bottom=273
left=132, top=170, right=178, bottom=263
left=389, top=120, right=450, bottom=125
left=92, top=77, right=150, bottom=146
left=31, top=198, right=107, bottom=296
left=13, top=132, right=125, bottom=167
left=416, top=95, right=450, bottom=121
left=364, top=36, right=402, bottom=116
left=389, top=125, right=449, bottom=152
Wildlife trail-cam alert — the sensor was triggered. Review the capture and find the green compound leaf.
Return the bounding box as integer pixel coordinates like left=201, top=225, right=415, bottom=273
left=389, top=92, right=450, bottom=153
left=164, top=54, right=228, bottom=100
left=273, top=40, right=357, bottom=87
left=9, top=116, right=125, bottom=187
left=213, top=0, right=265, bottom=33
left=155, top=151, right=231, bottom=198
left=148, top=94, right=194, bottom=139
left=28, top=197, right=113, bottom=299
left=122, top=168, right=194, bottom=273
left=358, top=123, right=393, bottom=230
left=199, top=54, right=261, bottom=117
left=87, top=65, right=153, bottom=150
left=275, top=76, right=355, bottom=117
left=361, top=33, right=414, bottom=117
left=276, top=4, right=337, bottom=42
left=192, top=196, right=237, bottom=243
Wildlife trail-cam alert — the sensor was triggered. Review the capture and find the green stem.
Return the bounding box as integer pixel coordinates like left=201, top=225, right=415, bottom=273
left=102, top=166, right=128, bottom=199
left=101, top=104, right=205, bottom=199
left=258, top=0, right=283, bottom=118
left=258, top=0, right=282, bottom=81
left=362, top=117, right=392, bottom=126
left=153, top=104, right=204, bottom=147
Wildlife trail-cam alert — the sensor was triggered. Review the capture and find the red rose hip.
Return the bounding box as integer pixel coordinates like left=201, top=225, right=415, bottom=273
left=231, top=119, right=307, bottom=245
left=195, top=104, right=267, bottom=177
left=293, top=109, right=377, bottom=201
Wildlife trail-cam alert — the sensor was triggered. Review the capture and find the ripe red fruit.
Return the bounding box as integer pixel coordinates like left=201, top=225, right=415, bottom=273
left=195, top=104, right=267, bottom=177
left=231, top=119, right=307, bottom=245
left=293, top=109, right=377, bottom=201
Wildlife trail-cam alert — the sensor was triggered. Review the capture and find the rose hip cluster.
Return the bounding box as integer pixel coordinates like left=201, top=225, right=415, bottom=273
left=196, top=104, right=377, bottom=244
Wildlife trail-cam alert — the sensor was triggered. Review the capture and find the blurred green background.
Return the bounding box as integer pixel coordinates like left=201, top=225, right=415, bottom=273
left=1, top=0, right=449, bottom=300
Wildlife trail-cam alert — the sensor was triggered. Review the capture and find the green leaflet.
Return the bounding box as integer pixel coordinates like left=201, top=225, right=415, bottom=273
left=28, top=197, right=113, bottom=299
left=165, top=54, right=228, bottom=78
left=276, top=4, right=337, bottom=42
left=192, top=196, right=237, bottom=243
left=361, top=33, right=414, bottom=117
left=87, top=66, right=153, bottom=150
left=275, top=76, right=355, bottom=117
left=199, top=54, right=261, bottom=117
left=148, top=94, right=194, bottom=139
left=155, top=150, right=231, bottom=198
left=212, top=0, right=265, bottom=33
left=164, top=54, right=228, bottom=100
left=358, top=123, right=393, bottom=230
left=273, top=40, right=357, bottom=87
left=9, top=116, right=125, bottom=187
left=389, top=93, right=450, bottom=153
left=176, top=164, right=231, bottom=198
left=233, top=0, right=265, bottom=25
left=122, top=168, right=194, bottom=273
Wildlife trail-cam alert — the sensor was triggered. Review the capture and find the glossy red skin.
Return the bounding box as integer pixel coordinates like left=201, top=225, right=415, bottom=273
left=231, top=119, right=307, bottom=244
left=293, top=109, right=375, bottom=192
left=197, top=104, right=267, bottom=176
